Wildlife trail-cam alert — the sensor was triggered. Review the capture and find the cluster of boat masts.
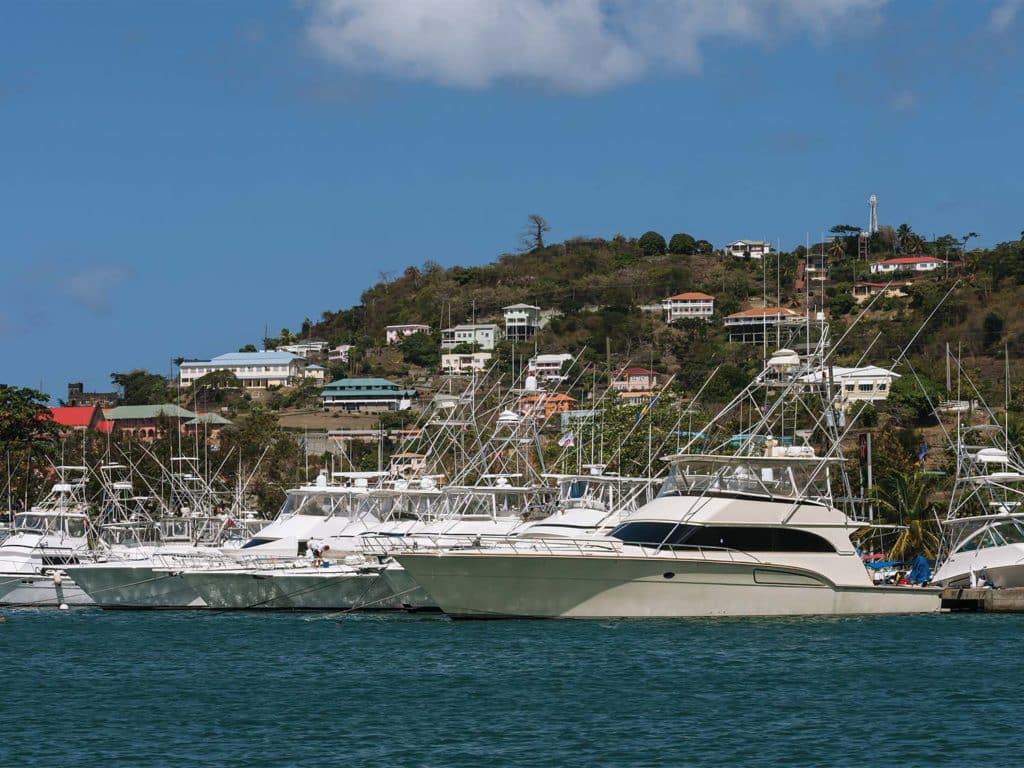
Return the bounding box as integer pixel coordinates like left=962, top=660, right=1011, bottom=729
left=2, top=326, right=1021, bottom=618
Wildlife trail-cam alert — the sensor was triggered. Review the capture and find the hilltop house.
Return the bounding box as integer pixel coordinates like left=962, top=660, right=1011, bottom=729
left=869, top=256, right=945, bottom=275
left=329, top=344, right=353, bottom=364
left=502, top=304, right=541, bottom=340
left=851, top=281, right=912, bottom=304
left=724, top=307, right=803, bottom=343
left=440, top=323, right=501, bottom=351
left=661, top=292, right=715, bottom=323
left=385, top=324, right=431, bottom=345
left=725, top=240, right=773, bottom=259
left=320, top=378, right=417, bottom=412
left=179, top=351, right=305, bottom=390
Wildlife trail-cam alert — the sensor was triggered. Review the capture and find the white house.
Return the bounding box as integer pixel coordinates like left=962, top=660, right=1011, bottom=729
left=329, top=344, right=353, bottom=363
left=386, top=324, right=431, bottom=345
left=303, top=364, right=326, bottom=384
left=725, top=240, right=773, bottom=259
left=869, top=256, right=945, bottom=275
left=724, top=307, right=803, bottom=343
left=179, top=351, right=305, bottom=389
left=528, top=353, right=574, bottom=382
left=503, top=304, right=541, bottom=340
left=440, top=323, right=501, bottom=351
left=800, top=365, right=900, bottom=404
left=661, top=292, right=716, bottom=323
left=441, top=352, right=492, bottom=375
left=278, top=340, right=328, bottom=357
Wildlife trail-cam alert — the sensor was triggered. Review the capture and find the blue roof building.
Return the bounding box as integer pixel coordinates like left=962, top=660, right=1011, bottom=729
left=179, top=350, right=306, bottom=389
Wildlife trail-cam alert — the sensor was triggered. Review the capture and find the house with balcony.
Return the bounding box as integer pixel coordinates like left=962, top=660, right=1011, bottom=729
left=851, top=281, right=913, bottom=304
left=441, top=352, right=492, bottom=375
left=321, top=378, right=417, bottom=412
left=661, top=292, right=715, bottom=323
left=440, top=323, right=501, bottom=351
left=725, top=240, right=772, bottom=259
left=503, top=304, right=541, bottom=340
left=799, top=365, right=900, bottom=404
left=328, top=344, right=353, bottom=364
left=612, top=367, right=661, bottom=392
left=179, top=351, right=305, bottom=389
left=724, top=307, right=803, bottom=343
left=385, top=324, right=431, bottom=345
left=869, top=256, right=945, bottom=275
left=528, top=353, right=574, bottom=383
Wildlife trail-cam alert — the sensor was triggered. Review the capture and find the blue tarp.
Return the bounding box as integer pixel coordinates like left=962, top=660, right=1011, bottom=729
left=908, top=554, right=932, bottom=584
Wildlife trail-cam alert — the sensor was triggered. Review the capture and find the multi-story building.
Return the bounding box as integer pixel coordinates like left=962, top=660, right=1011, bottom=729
left=724, top=240, right=773, bottom=259
left=800, top=366, right=900, bottom=404
left=329, top=344, right=353, bottom=364
left=320, top=378, right=417, bottom=412
left=278, top=340, right=328, bottom=357
left=102, top=404, right=197, bottom=441
left=503, top=304, right=541, bottom=340
left=661, top=292, right=715, bottom=323
left=441, top=352, right=492, bottom=375
left=178, top=351, right=305, bottom=389
left=869, top=256, right=945, bottom=275
left=385, top=324, right=431, bottom=345
left=724, top=307, right=803, bottom=343
left=440, top=323, right=501, bottom=351
left=612, top=367, right=661, bottom=392
left=528, top=353, right=574, bottom=383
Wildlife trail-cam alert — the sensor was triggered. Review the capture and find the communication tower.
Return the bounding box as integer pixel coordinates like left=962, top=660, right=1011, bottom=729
left=868, top=194, right=879, bottom=234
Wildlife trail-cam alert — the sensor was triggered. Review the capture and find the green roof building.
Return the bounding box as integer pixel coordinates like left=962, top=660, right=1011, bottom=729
left=320, top=378, right=417, bottom=413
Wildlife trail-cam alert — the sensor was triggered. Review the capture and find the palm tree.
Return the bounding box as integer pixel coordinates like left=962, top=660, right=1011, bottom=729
left=874, top=469, right=942, bottom=560
left=828, top=237, right=846, bottom=261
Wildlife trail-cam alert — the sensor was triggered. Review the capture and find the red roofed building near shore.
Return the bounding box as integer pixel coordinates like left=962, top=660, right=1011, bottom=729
left=612, top=367, right=662, bottom=392
left=46, top=405, right=113, bottom=433
left=661, top=291, right=716, bottom=323
left=869, top=256, right=945, bottom=275
left=518, top=392, right=577, bottom=420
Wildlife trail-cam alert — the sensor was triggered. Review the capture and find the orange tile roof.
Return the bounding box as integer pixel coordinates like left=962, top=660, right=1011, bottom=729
left=666, top=292, right=715, bottom=301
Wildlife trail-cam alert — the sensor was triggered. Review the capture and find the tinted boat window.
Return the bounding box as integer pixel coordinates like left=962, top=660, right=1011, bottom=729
left=609, top=522, right=834, bottom=552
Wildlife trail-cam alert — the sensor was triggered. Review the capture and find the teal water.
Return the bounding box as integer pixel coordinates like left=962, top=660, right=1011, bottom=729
left=0, top=610, right=1017, bottom=767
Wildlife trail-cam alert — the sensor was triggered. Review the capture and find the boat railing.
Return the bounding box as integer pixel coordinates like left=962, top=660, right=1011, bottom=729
left=380, top=533, right=762, bottom=563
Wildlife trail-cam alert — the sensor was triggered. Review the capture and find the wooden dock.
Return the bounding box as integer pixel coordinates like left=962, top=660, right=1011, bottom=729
left=941, top=587, right=1024, bottom=612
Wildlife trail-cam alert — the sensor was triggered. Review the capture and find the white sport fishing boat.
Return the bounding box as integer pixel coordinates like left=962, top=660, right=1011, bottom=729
left=932, top=425, right=1024, bottom=588
left=395, top=336, right=941, bottom=618
left=0, top=466, right=93, bottom=606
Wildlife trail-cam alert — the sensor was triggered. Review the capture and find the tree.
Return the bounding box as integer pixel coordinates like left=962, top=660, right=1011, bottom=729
left=638, top=231, right=667, bottom=256
left=399, top=331, right=441, bottom=368
left=982, top=312, right=1005, bottom=350
left=668, top=233, right=697, bottom=255
left=522, top=214, right=551, bottom=251
left=0, top=385, right=57, bottom=446
left=238, top=344, right=258, bottom=353
left=111, top=369, right=170, bottom=405
left=828, top=237, right=846, bottom=261
left=694, top=239, right=714, bottom=255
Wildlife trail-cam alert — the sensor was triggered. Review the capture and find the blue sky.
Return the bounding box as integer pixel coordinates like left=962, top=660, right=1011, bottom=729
left=3, top=1, right=1023, bottom=399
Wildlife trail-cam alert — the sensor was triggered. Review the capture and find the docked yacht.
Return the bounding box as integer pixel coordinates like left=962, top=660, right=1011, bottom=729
left=931, top=425, right=1024, bottom=588
left=394, top=336, right=941, bottom=618
left=0, top=466, right=94, bottom=606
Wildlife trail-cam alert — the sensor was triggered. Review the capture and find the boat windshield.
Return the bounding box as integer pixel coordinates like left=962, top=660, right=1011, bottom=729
left=280, top=492, right=350, bottom=518
left=65, top=517, right=87, bottom=538
left=958, top=520, right=1024, bottom=551
left=658, top=459, right=832, bottom=502
left=14, top=514, right=51, bottom=533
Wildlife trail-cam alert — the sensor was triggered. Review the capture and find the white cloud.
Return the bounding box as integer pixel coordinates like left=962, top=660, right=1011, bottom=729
left=990, top=0, right=1024, bottom=32
left=64, top=267, right=131, bottom=316
left=305, top=0, right=888, bottom=92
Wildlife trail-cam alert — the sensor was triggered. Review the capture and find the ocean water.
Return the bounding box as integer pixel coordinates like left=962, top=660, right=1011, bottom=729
left=0, top=609, right=1017, bottom=767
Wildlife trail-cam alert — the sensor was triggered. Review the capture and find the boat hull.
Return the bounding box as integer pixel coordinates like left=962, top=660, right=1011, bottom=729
left=269, top=570, right=403, bottom=610
left=0, top=572, right=92, bottom=606
left=933, top=545, right=1024, bottom=589
left=395, top=552, right=941, bottom=618
left=380, top=564, right=437, bottom=611
left=180, top=570, right=294, bottom=609
left=64, top=565, right=205, bottom=609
